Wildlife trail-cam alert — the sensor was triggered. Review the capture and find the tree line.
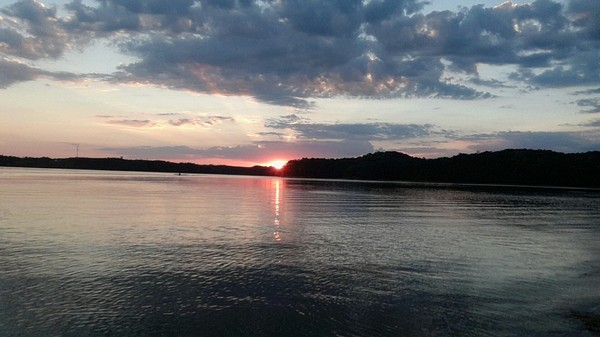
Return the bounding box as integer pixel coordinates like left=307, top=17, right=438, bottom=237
left=0, top=156, right=278, bottom=176
left=2, top=149, right=599, bottom=188
left=280, top=149, right=600, bottom=188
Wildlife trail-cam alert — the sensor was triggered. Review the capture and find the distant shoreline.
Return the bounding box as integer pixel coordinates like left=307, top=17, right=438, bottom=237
left=2, top=148, right=600, bottom=189
left=0, top=155, right=279, bottom=177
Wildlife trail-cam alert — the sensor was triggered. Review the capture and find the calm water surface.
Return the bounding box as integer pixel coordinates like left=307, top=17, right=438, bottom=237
left=1, top=167, right=599, bottom=336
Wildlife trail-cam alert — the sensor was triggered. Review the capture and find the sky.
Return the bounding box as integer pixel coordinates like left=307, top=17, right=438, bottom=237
left=0, top=0, right=599, bottom=167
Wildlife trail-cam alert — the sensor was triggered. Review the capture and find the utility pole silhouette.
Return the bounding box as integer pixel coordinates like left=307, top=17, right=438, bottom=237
left=72, top=144, right=79, bottom=158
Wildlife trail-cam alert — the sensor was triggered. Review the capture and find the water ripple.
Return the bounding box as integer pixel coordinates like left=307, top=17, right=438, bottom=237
left=1, top=169, right=599, bottom=336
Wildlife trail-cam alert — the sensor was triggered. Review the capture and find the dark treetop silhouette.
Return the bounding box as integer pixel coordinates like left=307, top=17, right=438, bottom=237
left=280, top=149, right=600, bottom=188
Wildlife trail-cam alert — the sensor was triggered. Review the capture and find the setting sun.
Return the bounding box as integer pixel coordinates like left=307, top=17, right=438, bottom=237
left=266, top=160, right=288, bottom=170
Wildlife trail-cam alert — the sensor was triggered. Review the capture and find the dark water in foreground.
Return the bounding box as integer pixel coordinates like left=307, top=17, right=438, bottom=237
left=1, top=168, right=599, bottom=336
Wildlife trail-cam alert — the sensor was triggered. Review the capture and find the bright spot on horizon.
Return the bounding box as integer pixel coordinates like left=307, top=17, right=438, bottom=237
left=266, top=160, right=288, bottom=170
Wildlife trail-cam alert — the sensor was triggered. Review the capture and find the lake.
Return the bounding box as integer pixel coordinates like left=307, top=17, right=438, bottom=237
left=1, top=167, right=599, bottom=336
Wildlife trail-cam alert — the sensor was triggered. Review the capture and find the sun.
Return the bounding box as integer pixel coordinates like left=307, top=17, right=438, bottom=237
left=266, top=160, right=288, bottom=170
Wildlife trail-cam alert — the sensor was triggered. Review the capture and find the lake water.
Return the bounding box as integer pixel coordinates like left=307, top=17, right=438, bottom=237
left=1, top=167, right=599, bottom=336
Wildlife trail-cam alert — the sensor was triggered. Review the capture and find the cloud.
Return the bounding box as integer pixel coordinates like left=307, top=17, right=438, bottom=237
left=575, top=98, right=600, bottom=113
left=567, top=0, right=600, bottom=40
left=581, top=119, right=600, bottom=127
left=100, top=127, right=600, bottom=161
left=0, top=57, right=38, bottom=87
left=0, top=57, right=79, bottom=87
left=470, top=78, right=515, bottom=89
left=106, top=119, right=156, bottom=127
left=0, top=0, right=599, bottom=107
left=524, top=50, right=600, bottom=88
left=167, top=118, right=194, bottom=127
left=264, top=114, right=307, bottom=128
left=167, top=116, right=235, bottom=127
left=265, top=114, right=434, bottom=141
left=573, top=87, right=600, bottom=95
left=464, top=130, right=600, bottom=154
left=100, top=126, right=600, bottom=162
left=0, top=0, right=77, bottom=60
left=64, top=0, right=142, bottom=33
left=100, top=139, right=374, bottom=162
left=102, top=114, right=235, bottom=128
left=256, top=131, right=286, bottom=137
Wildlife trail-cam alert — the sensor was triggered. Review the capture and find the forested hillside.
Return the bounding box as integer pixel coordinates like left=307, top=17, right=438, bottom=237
left=281, top=150, right=600, bottom=188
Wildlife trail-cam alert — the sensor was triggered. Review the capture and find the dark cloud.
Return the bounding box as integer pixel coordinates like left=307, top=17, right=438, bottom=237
left=567, top=0, right=600, bottom=40
left=470, top=78, right=515, bottom=89
left=0, top=0, right=599, bottom=106
left=167, top=116, right=235, bottom=127
left=0, top=57, right=79, bottom=87
left=100, top=127, right=600, bottom=161
left=573, top=87, right=600, bottom=95
left=100, top=139, right=374, bottom=162
left=581, top=119, right=600, bottom=127
left=253, top=139, right=375, bottom=159
left=64, top=0, right=141, bottom=32
left=0, top=0, right=73, bottom=59
left=0, top=58, right=38, bottom=87
left=264, top=114, right=307, bottom=128
left=576, top=98, right=600, bottom=114
left=265, top=115, right=433, bottom=141
left=524, top=50, right=600, bottom=87
left=464, top=130, right=600, bottom=154
left=256, top=131, right=286, bottom=137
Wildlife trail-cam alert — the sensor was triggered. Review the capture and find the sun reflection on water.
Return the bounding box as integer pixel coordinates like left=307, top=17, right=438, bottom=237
left=273, top=179, right=282, bottom=241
